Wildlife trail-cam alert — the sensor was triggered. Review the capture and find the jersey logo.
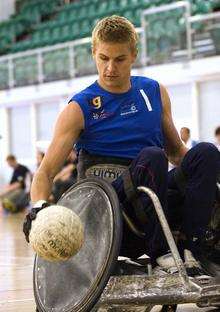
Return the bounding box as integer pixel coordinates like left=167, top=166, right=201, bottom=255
left=120, top=101, right=138, bottom=116
left=91, top=96, right=102, bottom=109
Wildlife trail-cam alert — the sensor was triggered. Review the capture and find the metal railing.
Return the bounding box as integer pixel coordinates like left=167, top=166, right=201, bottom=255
left=141, top=2, right=220, bottom=65
left=189, top=11, right=220, bottom=58
left=0, top=4, right=220, bottom=90
left=0, top=28, right=143, bottom=90
left=0, top=37, right=95, bottom=89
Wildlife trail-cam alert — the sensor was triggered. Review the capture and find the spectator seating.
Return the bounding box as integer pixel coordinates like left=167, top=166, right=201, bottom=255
left=0, top=0, right=217, bottom=56
left=0, top=0, right=218, bottom=89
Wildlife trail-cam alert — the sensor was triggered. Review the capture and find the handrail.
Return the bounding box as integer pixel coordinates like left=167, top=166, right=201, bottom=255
left=190, top=11, right=220, bottom=23
left=141, top=0, right=189, bottom=15
left=0, top=28, right=144, bottom=62
left=0, top=37, right=91, bottom=61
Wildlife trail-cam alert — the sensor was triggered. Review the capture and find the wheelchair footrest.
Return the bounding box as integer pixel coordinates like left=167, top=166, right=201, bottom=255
left=100, top=274, right=200, bottom=306
left=196, top=277, right=220, bottom=308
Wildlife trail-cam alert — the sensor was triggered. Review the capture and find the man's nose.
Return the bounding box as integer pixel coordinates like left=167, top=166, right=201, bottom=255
left=106, top=60, right=116, bottom=72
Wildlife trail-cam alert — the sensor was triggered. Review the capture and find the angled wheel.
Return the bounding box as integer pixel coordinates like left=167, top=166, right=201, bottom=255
left=34, top=178, right=122, bottom=312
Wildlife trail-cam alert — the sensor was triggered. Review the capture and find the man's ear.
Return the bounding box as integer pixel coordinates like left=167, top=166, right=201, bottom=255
left=131, top=49, right=138, bottom=64
left=92, top=46, right=96, bottom=59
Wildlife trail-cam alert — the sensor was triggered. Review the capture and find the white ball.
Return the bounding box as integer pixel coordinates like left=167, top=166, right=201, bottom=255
left=29, top=205, right=84, bottom=262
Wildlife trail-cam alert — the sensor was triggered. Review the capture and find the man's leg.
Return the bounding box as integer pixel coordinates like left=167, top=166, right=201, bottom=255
left=169, top=142, right=220, bottom=260
left=112, top=146, right=169, bottom=262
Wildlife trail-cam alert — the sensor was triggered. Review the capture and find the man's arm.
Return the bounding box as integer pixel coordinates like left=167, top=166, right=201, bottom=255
left=31, top=102, right=84, bottom=203
left=160, top=84, right=188, bottom=166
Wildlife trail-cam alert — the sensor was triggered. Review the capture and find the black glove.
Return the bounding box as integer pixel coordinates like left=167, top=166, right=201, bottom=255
left=23, top=201, right=50, bottom=243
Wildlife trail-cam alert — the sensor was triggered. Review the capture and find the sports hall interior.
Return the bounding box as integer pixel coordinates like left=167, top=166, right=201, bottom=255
left=0, top=0, right=220, bottom=311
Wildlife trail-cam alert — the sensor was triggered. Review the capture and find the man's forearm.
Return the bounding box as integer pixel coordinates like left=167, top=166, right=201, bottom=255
left=168, top=145, right=188, bottom=167
left=31, top=170, right=53, bottom=203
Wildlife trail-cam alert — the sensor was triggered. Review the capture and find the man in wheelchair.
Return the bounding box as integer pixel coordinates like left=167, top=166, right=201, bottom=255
left=76, top=146, right=220, bottom=277
left=23, top=15, right=220, bottom=311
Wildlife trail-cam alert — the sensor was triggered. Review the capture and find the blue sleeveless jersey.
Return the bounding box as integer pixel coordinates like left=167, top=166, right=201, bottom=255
left=69, top=76, right=164, bottom=159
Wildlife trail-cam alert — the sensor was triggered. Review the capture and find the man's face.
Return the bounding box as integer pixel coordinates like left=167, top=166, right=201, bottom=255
left=93, top=41, right=137, bottom=92
left=180, top=128, right=190, bottom=143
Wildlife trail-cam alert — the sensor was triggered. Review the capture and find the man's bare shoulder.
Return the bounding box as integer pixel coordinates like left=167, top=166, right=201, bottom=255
left=67, top=100, right=83, bottom=112
left=58, top=101, right=85, bottom=131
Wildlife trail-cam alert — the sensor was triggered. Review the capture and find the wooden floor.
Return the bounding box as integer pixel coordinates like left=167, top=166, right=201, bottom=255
left=0, top=206, right=219, bottom=312
left=0, top=207, right=35, bottom=312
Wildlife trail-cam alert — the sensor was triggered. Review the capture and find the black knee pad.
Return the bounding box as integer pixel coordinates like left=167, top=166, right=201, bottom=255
left=137, top=147, right=167, bottom=167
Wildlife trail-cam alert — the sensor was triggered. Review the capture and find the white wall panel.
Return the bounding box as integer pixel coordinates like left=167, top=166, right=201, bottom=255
left=36, top=102, right=59, bottom=141
left=199, top=80, right=220, bottom=143
left=0, top=108, right=10, bottom=185
left=9, top=105, right=32, bottom=159
left=166, top=83, right=193, bottom=133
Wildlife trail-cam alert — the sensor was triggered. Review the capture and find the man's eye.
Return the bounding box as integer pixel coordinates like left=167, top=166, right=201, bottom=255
left=117, top=58, right=125, bottom=62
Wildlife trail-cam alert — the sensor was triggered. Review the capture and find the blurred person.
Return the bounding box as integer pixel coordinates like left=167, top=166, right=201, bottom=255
left=0, top=155, right=32, bottom=213
left=23, top=16, right=220, bottom=278
left=214, top=126, right=220, bottom=151
left=180, top=127, right=198, bottom=149
left=50, top=150, right=77, bottom=203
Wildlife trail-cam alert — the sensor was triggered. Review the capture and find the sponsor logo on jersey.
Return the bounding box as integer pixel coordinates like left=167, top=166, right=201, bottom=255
left=92, top=110, right=114, bottom=120
left=91, top=96, right=102, bottom=109
left=120, top=101, right=138, bottom=116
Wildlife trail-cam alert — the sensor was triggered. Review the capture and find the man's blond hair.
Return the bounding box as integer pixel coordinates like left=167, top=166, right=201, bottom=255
left=92, top=15, right=138, bottom=53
